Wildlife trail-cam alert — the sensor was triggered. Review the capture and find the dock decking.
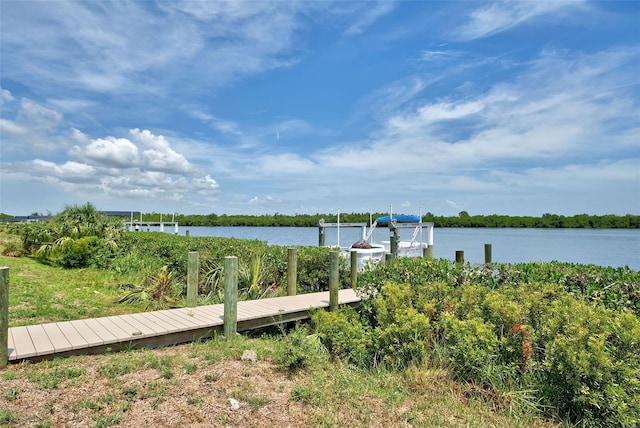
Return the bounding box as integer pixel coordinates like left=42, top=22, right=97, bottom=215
left=7, top=289, right=360, bottom=363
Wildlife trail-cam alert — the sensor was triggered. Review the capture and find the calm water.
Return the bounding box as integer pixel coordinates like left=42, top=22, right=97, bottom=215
left=149, top=226, right=639, bottom=269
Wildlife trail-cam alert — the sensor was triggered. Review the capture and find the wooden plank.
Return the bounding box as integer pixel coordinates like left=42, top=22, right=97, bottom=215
left=118, top=314, right=162, bottom=336
left=136, top=311, right=183, bottom=333
left=27, top=325, right=56, bottom=357
left=236, top=303, right=276, bottom=320
left=103, top=316, right=153, bottom=340
left=9, top=326, right=36, bottom=359
left=7, top=328, right=16, bottom=361
left=57, top=321, right=96, bottom=349
left=81, top=318, right=118, bottom=344
left=172, top=307, right=223, bottom=327
left=187, top=305, right=224, bottom=321
left=160, top=309, right=205, bottom=329
left=40, top=323, right=73, bottom=353
left=5, top=290, right=362, bottom=363
left=94, top=317, right=132, bottom=341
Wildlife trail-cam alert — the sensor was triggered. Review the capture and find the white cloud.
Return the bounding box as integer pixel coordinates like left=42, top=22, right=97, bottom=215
left=31, top=159, right=95, bottom=182
left=1, top=88, right=14, bottom=102
left=255, top=153, right=317, bottom=175
left=344, top=1, right=397, bottom=36
left=419, top=49, right=464, bottom=62
left=248, top=195, right=278, bottom=205
left=0, top=119, right=27, bottom=135
left=456, top=0, right=587, bottom=41
left=130, top=129, right=192, bottom=174
left=193, top=175, right=220, bottom=195
left=0, top=1, right=312, bottom=97
left=16, top=99, right=63, bottom=132
left=80, top=137, right=139, bottom=168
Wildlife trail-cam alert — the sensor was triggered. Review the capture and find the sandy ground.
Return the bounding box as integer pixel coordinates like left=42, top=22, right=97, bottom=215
left=1, top=346, right=312, bottom=427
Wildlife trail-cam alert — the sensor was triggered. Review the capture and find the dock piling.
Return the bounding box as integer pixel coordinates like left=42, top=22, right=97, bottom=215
left=223, top=256, right=238, bottom=338
left=350, top=250, right=358, bottom=288
left=287, top=248, right=297, bottom=296
left=484, top=244, right=492, bottom=264
left=329, top=251, right=339, bottom=311
left=1, top=267, right=7, bottom=369
left=187, top=252, right=199, bottom=307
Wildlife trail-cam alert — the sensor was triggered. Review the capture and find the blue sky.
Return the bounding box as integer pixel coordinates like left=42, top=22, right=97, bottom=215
left=1, top=1, right=638, bottom=217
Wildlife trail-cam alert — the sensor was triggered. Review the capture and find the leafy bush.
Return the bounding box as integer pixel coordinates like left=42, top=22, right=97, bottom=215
left=112, top=233, right=350, bottom=301
left=17, top=203, right=124, bottom=268
left=537, top=296, right=640, bottom=426
left=116, top=266, right=183, bottom=310
left=1, top=238, right=23, bottom=257
left=311, top=306, right=375, bottom=368
left=274, top=326, right=325, bottom=372
left=314, top=257, right=640, bottom=426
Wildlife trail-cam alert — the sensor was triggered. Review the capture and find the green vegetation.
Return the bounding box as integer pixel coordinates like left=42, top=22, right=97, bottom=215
left=134, top=211, right=639, bottom=228
left=3, top=204, right=353, bottom=311
left=0, top=331, right=561, bottom=427
left=1, top=211, right=638, bottom=426
left=310, top=258, right=640, bottom=427
left=9, top=202, right=125, bottom=269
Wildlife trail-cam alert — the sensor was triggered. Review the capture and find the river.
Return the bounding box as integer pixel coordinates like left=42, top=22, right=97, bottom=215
left=144, top=226, right=639, bottom=270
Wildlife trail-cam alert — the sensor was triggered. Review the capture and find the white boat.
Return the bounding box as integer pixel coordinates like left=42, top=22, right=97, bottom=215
left=319, top=213, right=434, bottom=271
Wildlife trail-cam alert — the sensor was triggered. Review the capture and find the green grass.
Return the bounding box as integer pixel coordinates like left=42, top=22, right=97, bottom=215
left=1, top=233, right=146, bottom=326
left=0, top=232, right=564, bottom=427
left=0, top=332, right=563, bottom=427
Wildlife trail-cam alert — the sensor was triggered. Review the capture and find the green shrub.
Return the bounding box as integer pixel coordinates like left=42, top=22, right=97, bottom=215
left=374, top=306, right=431, bottom=369
left=112, top=234, right=350, bottom=301
left=537, top=297, right=640, bottom=426
left=440, top=314, right=499, bottom=382
left=274, top=327, right=325, bottom=372
left=1, top=239, right=23, bottom=257
left=312, top=307, right=375, bottom=368
left=336, top=257, right=640, bottom=426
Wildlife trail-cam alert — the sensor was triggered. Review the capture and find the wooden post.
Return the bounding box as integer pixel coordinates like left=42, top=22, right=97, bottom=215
left=455, top=250, right=464, bottom=265
left=185, top=230, right=189, bottom=237
left=287, top=248, right=297, bottom=296
left=484, top=244, right=492, bottom=264
left=385, top=253, right=395, bottom=262
left=423, top=246, right=434, bottom=259
left=223, top=256, right=238, bottom=338
left=318, top=225, right=325, bottom=247
left=0, top=267, right=8, bottom=369
left=186, top=251, right=199, bottom=307
left=390, top=225, right=398, bottom=258
left=329, top=251, right=339, bottom=311
left=350, top=250, right=357, bottom=288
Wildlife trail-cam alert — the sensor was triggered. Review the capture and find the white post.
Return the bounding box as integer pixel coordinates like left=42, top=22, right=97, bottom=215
left=419, top=207, right=423, bottom=249
left=160, top=213, right=164, bottom=232
left=337, top=208, right=340, bottom=248
left=130, top=211, right=133, bottom=231
left=427, top=223, right=434, bottom=247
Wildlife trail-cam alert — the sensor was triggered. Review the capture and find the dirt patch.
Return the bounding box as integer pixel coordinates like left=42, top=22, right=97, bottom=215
left=1, top=346, right=309, bottom=427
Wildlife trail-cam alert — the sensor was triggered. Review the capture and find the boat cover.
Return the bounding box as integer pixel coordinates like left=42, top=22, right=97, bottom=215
left=374, top=215, right=421, bottom=224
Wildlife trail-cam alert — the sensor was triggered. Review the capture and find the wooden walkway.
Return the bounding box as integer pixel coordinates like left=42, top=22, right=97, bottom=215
left=7, top=289, right=360, bottom=363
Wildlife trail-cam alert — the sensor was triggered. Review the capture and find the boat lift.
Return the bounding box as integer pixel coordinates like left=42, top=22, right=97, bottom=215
left=317, top=213, right=435, bottom=266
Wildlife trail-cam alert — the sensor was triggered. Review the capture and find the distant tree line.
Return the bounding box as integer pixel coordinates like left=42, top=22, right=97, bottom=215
left=135, top=211, right=640, bottom=229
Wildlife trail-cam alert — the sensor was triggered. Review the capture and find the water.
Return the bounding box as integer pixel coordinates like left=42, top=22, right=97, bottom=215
left=145, top=226, right=640, bottom=269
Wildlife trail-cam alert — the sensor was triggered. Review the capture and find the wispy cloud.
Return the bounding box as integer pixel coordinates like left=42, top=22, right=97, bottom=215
left=456, top=0, right=587, bottom=41
left=344, top=1, right=398, bottom=36
left=1, top=2, right=637, bottom=216
left=0, top=1, right=310, bottom=98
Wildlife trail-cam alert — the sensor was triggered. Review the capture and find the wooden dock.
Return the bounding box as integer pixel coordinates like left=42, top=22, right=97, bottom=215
left=6, top=289, right=360, bottom=363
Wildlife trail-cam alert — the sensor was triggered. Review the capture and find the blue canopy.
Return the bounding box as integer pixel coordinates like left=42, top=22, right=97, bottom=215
left=374, top=214, right=421, bottom=224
